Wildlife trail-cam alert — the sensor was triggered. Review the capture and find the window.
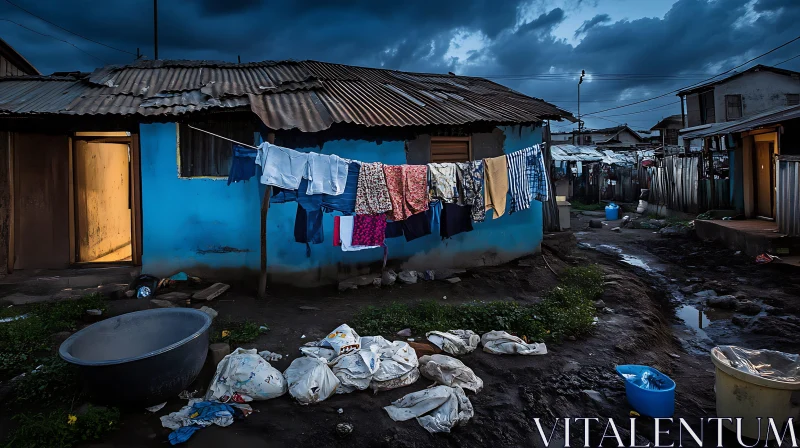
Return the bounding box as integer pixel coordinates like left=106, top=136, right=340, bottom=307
left=787, top=94, right=800, bottom=106
left=665, top=128, right=679, bottom=146
left=725, top=94, right=742, bottom=121
left=178, top=120, right=257, bottom=177
left=584, top=135, right=592, bottom=144
left=430, top=137, right=470, bottom=162
left=699, top=90, right=715, bottom=124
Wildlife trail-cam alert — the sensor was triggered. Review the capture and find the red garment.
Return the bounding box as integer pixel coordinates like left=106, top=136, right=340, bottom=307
left=383, top=164, right=429, bottom=221
left=351, top=214, right=387, bottom=246
left=333, top=216, right=341, bottom=246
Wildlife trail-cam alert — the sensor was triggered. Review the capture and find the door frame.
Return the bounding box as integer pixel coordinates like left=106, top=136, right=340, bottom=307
left=752, top=133, right=778, bottom=219
left=69, top=133, right=143, bottom=266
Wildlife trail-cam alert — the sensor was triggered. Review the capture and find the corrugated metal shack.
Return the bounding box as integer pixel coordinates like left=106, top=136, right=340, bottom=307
left=0, top=59, right=575, bottom=284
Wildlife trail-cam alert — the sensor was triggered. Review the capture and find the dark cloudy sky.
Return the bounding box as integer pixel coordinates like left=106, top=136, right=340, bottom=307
left=2, top=0, right=799, bottom=131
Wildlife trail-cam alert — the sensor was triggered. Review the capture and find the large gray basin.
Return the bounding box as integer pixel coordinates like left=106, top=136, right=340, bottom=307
left=60, top=308, right=211, bottom=406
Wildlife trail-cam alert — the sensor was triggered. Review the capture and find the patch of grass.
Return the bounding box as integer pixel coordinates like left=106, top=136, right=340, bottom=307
left=11, top=356, right=81, bottom=404
left=569, top=200, right=605, bottom=212
left=353, top=265, right=603, bottom=342
left=210, top=320, right=267, bottom=345
left=4, top=405, right=119, bottom=448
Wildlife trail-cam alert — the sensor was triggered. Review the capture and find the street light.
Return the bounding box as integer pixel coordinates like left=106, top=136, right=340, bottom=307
left=578, top=69, right=585, bottom=135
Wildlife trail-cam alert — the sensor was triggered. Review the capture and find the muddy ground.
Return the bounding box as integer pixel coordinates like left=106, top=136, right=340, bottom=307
left=4, top=211, right=800, bottom=447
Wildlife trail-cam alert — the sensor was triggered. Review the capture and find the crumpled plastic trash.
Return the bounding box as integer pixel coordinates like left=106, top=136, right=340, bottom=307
left=205, top=348, right=287, bottom=403
left=284, top=356, right=340, bottom=404
left=300, top=346, right=338, bottom=361
left=419, top=354, right=483, bottom=393
left=383, top=385, right=474, bottom=433
left=712, top=345, right=799, bottom=383
left=330, top=347, right=381, bottom=394
left=160, top=399, right=252, bottom=445
left=367, top=339, right=420, bottom=392
left=258, top=350, right=283, bottom=362
left=320, top=323, right=362, bottom=356
left=426, top=330, right=480, bottom=356
left=480, top=331, right=547, bottom=355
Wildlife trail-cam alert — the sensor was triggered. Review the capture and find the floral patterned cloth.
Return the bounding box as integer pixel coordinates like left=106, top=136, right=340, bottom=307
left=351, top=214, right=387, bottom=246
left=427, top=163, right=458, bottom=203
left=355, top=162, right=393, bottom=215
left=383, top=165, right=429, bottom=221
left=456, top=161, right=485, bottom=222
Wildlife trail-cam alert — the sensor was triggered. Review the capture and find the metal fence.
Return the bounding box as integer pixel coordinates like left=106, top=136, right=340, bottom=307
left=648, top=154, right=730, bottom=213
left=777, top=156, right=800, bottom=236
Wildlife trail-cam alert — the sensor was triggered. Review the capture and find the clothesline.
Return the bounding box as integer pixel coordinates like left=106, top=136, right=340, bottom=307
left=187, top=124, right=259, bottom=149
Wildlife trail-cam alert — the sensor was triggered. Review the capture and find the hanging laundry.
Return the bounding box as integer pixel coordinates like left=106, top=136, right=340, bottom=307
left=227, top=144, right=257, bottom=185
left=526, top=144, right=550, bottom=202
left=428, top=163, right=458, bottom=203
left=429, top=201, right=442, bottom=230
left=294, top=204, right=324, bottom=256
left=506, top=148, right=532, bottom=214
left=352, top=214, right=387, bottom=247
left=305, top=153, right=350, bottom=196
left=322, top=161, right=360, bottom=213
left=384, top=211, right=432, bottom=242
left=385, top=221, right=405, bottom=239
left=255, top=142, right=310, bottom=189
left=455, top=161, right=485, bottom=222
left=339, top=216, right=380, bottom=252
left=383, top=165, right=429, bottom=221
left=483, top=156, right=509, bottom=219
left=440, top=203, right=473, bottom=239
left=355, top=162, right=393, bottom=215
left=333, top=216, right=342, bottom=246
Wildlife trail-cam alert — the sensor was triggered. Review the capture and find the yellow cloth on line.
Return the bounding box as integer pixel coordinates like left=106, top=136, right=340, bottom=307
left=483, top=155, right=508, bottom=219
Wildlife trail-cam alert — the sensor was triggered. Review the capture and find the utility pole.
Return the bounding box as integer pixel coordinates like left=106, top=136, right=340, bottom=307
left=154, top=0, right=159, bottom=60
left=578, top=69, right=585, bottom=143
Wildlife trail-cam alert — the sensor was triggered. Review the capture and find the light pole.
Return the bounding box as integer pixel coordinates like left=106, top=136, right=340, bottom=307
left=578, top=70, right=585, bottom=142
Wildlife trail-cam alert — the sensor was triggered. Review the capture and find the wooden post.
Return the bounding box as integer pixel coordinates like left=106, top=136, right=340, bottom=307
left=258, top=133, right=275, bottom=299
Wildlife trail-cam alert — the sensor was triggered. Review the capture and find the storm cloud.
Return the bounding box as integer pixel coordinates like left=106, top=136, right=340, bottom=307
left=1, top=0, right=798, bottom=129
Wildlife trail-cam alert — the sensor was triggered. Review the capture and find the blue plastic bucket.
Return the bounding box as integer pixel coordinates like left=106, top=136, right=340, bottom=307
left=616, top=365, right=675, bottom=418
left=605, top=203, right=620, bottom=220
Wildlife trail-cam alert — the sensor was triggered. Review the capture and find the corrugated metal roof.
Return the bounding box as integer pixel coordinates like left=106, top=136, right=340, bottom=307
left=551, top=144, right=604, bottom=162
left=679, top=105, right=800, bottom=139
left=0, top=59, right=574, bottom=131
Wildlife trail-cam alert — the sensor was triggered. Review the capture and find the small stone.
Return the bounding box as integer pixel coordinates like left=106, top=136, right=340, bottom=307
left=397, top=270, right=418, bottom=284
left=372, top=277, right=382, bottom=287
left=735, top=300, right=762, bottom=315
left=444, top=277, right=461, bottom=284
left=602, top=307, right=615, bottom=314
left=707, top=295, right=736, bottom=309
left=299, top=306, right=321, bottom=311
left=336, top=422, right=353, bottom=437
left=396, top=328, right=412, bottom=337
left=85, top=309, right=103, bottom=316
left=337, top=408, right=344, bottom=414
left=150, top=299, right=176, bottom=308
left=581, top=390, right=606, bottom=404
left=381, top=270, right=397, bottom=286
left=594, top=300, right=606, bottom=309
left=199, top=306, right=218, bottom=319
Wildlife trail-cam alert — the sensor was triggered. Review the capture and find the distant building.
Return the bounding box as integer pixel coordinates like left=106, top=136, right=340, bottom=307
left=0, top=38, right=39, bottom=77
left=677, top=64, right=800, bottom=128
left=550, top=125, right=644, bottom=148
left=650, top=114, right=682, bottom=146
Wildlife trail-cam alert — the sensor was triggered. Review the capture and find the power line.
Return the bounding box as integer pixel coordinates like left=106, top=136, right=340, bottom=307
left=0, top=19, right=107, bottom=63
left=775, top=53, right=800, bottom=67
left=582, top=34, right=800, bottom=117
left=4, top=0, right=136, bottom=55
left=593, top=101, right=680, bottom=118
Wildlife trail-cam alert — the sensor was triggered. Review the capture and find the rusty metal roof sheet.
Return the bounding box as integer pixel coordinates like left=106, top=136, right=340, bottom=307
left=0, top=59, right=574, bottom=131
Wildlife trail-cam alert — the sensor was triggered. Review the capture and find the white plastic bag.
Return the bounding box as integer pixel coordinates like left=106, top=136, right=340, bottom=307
left=371, top=367, right=420, bottom=393
left=419, top=354, right=483, bottom=393
left=284, top=356, right=340, bottom=404
left=480, top=331, right=547, bottom=355
left=426, top=330, right=480, bottom=356
left=383, top=385, right=474, bottom=433
left=299, top=346, right=337, bottom=362
left=372, top=340, right=419, bottom=382
left=205, top=348, right=287, bottom=403
left=330, top=347, right=381, bottom=394
left=320, top=323, right=362, bottom=355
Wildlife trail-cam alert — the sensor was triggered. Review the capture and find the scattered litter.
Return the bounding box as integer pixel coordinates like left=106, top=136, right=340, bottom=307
left=320, top=324, right=361, bottom=356
left=442, top=296, right=447, bottom=300
left=755, top=253, right=775, bottom=264
left=735, top=251, right=742, bottom=256
left=337, top=408, right=344, bottom=414
left=284, top=356, right=340, bottom=404
left=336, top=422, right=354, bottom=437
left=426, top=330, right=479, bottom=356
left=367, top=338, right=420, bottom=392
left=630, top=410, right=640, bottom=417
left=480, top=331, right=547, bottom=355
left=178, top=390, right=198, bottom=400
left=85, top=309, right=103, bottom=316
left=611, top=227, right=621, bottom=232
left=616, top=365, right=675, bottom=418
left=444, top=277, right=462, bottom=284
left=199, top=306, right=218, bottom=319
left=301, top=334, right=306, bottom=339
left=419, top=354, right=483, bottom=393
left=0, top=313, right=28, bottom=323
left=206, top=348, right=287, bottom=403
left=396, top=328, right=412, bottom=337
left=258, top=350, right=283, bottom=362
left=132, top=274, right=159, bottom=299
left=407, top=338, right=415, bottom=342
left=330, top=348, right=380, bottom=394
left=160, top=398, right=252, bottom=445
left=192, top=283, right=230, bottom=301
left=299, top=306, right=321, bottom=311
left=170, top=271, right=189, bottom=281
left=259, top=325, right=270, bottom=333
left=145, top=402, right=167, bottom=413
left=300, top=346, right=337, bottom=361
left=383, top=385, right=474, bottom=434
left=668, top=353, right=681, bottom=359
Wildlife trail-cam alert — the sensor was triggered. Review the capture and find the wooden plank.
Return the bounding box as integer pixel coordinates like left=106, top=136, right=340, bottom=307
left=130, top=133, right=143, bottom=265
left=68, top=137, right=75, bottom=263
left=258, top=132, right=275, bottom=299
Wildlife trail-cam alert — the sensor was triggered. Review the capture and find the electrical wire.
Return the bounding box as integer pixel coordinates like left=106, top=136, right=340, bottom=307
left=774, top=53, right=800, bottom=67
left=0, top=19, right=107, bottom=63
left=3, top=0, right=135, bottom=55
left=592, top=101, right=680, bottom=118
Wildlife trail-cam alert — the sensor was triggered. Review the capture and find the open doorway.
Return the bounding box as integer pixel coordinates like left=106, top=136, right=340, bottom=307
left=73, top=134, right=132, bottom=263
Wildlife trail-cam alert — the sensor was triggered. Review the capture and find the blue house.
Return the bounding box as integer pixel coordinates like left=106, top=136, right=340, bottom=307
left=0, top=60, right=573, bottom=286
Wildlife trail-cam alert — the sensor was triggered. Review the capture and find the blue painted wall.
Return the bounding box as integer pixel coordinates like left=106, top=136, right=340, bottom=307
left=140, top=123, right=544, bottom=284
